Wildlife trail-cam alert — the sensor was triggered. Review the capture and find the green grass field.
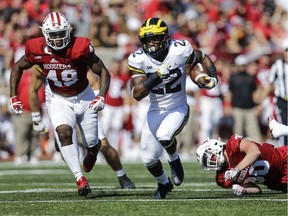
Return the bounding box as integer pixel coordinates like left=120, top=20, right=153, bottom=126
left=0, top=160, right=287, bottom=216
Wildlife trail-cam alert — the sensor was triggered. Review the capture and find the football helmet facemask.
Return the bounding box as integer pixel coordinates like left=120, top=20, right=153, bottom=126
left=196, top=138, right=225, bottom=171
left=40, top=12, right=71, bottom=50
left=139, top=17, right=170, bottom=59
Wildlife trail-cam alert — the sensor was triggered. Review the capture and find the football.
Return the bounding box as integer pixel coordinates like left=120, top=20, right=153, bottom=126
left=190, top=63, right=209, bottom=86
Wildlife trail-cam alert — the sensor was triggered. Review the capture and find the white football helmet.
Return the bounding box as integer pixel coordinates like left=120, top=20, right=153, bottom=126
left=40, top=12, right=71, bottom=50
left=196, top=138, right=225, bottom=171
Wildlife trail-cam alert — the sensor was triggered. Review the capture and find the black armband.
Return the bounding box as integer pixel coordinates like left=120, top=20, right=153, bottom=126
left=143, top=73, right=162, bottom=90
left=207, top=65, right=218, bottom=82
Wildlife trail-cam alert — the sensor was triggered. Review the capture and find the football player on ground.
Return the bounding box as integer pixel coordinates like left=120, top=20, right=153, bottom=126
left=128, top=17, right=218, bottom=199
left=29, top=70, right=135, bottom=189
left=196, top=116, right=287, bottom=195
left=9, top=12, right=111, bottom=197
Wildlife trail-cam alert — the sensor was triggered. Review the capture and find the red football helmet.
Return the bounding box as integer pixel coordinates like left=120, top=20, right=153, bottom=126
left=40, top=12, right=71, bottom=50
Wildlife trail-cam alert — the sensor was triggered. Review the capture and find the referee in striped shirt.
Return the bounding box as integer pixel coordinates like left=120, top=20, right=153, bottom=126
left=260, top=40, right=288, bottom=146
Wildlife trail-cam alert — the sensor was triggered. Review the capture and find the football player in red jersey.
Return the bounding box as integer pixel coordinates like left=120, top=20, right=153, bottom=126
left=9, top=12, right=111, bottom=197
left=28, top=69, right=135, bottom=190
left=196, top=127, right=287, bottom=195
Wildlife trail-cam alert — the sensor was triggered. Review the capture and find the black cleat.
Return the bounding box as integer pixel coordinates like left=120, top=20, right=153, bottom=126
left=152, top=178, right=173, bottom=199
left=169, top=157, right=184, bottom=186
left=118, top=174, right=136, bottom=189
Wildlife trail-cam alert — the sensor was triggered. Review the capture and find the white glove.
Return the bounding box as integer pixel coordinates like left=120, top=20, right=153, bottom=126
left=157, top=64, right=170, bottom=79
left=10, top=96, right=23, bottom=114
left=232, top=184, right=247, bottom=196
left=203, top=77, right=218, bottom=90
left=225, top=168, right=240, bottom=181
left=31, top=112, right=48, bottom=134
left=89, top=96, right=105, bottom=111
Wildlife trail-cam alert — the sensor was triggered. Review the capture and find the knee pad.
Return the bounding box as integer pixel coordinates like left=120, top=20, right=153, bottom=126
left=160, top=138, right=176, bottom=149
left=87, top=140, right=101, bottom=155
left=143, top=158, right=159, bottom=168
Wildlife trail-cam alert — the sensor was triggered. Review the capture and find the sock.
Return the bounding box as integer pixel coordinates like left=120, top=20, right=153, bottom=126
left=116, top=169, right=126, bottom=177
left=155, top=172, right=169, bottom=185
left=60, top=144, right=82, bottom=181
left=269, top=120, right=288, bottom=138
left=167, top=151, right=179, bottom=162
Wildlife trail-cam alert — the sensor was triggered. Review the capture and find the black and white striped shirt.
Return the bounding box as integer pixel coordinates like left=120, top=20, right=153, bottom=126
left=269, top=58, right=288, bottom=101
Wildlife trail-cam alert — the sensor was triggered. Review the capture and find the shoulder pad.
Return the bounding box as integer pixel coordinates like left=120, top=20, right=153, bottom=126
left=128, top=49, right=146, bottom=64
left=170, top=39, right=193, bottom=57
left=128, top=50, right=145, bottom=74
left=71, top=37, right=93, bottom=59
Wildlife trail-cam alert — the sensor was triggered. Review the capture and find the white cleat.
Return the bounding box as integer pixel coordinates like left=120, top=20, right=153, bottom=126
left=267, top=116, right=288, bottom=139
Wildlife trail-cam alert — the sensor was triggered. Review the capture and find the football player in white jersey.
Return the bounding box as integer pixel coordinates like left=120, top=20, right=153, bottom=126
left=128, top=17, right=218, bottom=199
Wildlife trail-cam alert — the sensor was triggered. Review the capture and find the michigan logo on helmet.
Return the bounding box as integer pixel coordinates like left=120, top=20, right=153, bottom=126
left=139, top=17, right=170, bottom=59
left=40, top=12, right=71, bottom=51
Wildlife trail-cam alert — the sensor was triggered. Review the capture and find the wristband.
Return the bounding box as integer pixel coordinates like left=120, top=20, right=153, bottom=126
left=31, top=111, right=41, bottom=122
left=234, top=168, right=240, bottom=172
left=143, top=73, right=162, bottom=90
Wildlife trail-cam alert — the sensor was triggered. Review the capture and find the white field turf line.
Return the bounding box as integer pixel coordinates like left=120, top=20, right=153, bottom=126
left=0, top=187, right=232, bottom=194
left=0, top=187, right=284, bottom=198
left=0, top=198, right=286, bottom=203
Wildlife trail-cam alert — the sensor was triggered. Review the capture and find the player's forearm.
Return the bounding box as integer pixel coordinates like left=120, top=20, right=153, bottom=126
left=202, top=55, right=218, bottom=81
left=235, top=151, right=260, bottom=171
left=236, top=139, right=261, bottom=171
left=131, top=84, right=150, bottom=101
left=29, top=91, right=40, bottom=113
left=9, top=67, right=23, bottom=97
left=98, top=68, right=111, bottom=98
left=245, top=186, right=262, bottom=194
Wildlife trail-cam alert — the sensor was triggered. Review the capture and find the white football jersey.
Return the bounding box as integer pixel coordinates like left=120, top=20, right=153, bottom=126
left=128, top=39, right=194, bottom=111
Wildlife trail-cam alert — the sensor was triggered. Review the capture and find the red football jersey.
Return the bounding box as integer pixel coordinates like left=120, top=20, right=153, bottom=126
left=216, top=134, right=287, bottom=192
left=25, top=37, right=93, bottom=95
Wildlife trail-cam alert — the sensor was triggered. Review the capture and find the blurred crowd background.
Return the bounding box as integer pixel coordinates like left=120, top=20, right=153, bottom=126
left=0, top=0, right=287, bottom=164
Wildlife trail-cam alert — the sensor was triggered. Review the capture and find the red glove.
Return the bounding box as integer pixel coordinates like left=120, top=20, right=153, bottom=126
left=10, top=96, right=23, bottom=114
left=89, top=96, right=105, bottom=111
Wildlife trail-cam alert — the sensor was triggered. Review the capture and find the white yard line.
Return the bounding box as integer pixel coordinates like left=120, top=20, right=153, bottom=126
left=0, top=198, right=286, bottom=203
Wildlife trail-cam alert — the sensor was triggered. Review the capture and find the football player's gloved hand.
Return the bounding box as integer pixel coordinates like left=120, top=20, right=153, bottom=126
left=157, top=64, right=170, bottom=79
left=89, top=96, right=105, bottom=111
left=203, top=76, right=218, bottom=90
left=10, top=96, right=23, bottom=114
left=31, top=112, right=48, bottom=134
left=225, top=168, right=240, bottom=181
left=232, top=184, right=247, bottom=196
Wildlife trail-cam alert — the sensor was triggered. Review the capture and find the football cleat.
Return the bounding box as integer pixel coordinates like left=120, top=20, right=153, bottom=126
left=168, top=157, right=184, bottom=186
left=118, top=174, right=136, bottom=189
left=267, top=115, right=288, bottom=139
left=152, top=178, right=173, bottom=199
left=83, top=152, right=97, bottom=173
left=77, top=176, right=91, bottom=197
